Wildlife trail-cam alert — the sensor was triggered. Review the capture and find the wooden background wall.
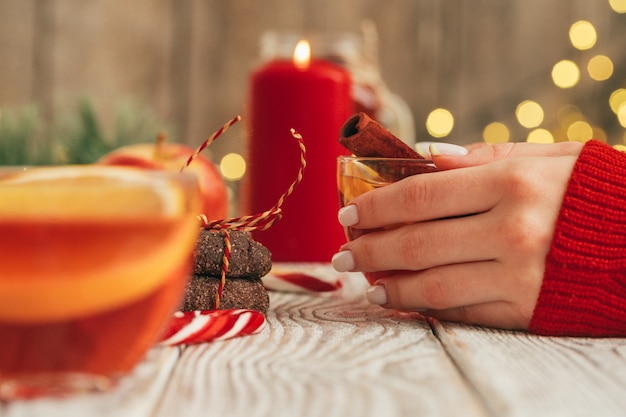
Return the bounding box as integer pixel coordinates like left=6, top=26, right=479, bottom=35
left=1, top=0, right=626, bottom=161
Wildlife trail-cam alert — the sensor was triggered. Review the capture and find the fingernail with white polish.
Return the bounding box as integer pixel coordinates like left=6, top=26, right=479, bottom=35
left=429, top=143, right=468, bottom=156
left=366, top=285, right=388, bottom=305
left=338, top=205, right=359, bottom=227
left=331, top=250, right=356, bottom=272
left=415, top=142, right=435, bottom=158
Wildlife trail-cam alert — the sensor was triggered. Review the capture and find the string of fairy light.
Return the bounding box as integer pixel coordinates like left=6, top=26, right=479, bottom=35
left=218, top=0, right=626, bottom=183
left=424, top=0, right=626, bottom=149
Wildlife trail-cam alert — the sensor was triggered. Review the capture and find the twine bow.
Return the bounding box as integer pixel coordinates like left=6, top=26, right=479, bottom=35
left=182, top=116, right=306, bottom=308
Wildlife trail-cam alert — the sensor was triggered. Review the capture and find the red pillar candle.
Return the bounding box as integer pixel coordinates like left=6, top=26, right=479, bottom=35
left=244, top=40, right=354, bottom=262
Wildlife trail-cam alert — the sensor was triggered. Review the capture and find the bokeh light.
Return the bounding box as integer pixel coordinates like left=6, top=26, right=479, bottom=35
left=569, top=21, right=597, bottom=50
left=609, top=0, right=626, bottom=13
left=610, top=89, right=626, bottom=114
left=426, top=108, right=454, bottom=138
left=587, top=55, right=614, bottom=81
left=526, top=128, right=554, bottom=143
left=552, top=60, right=580, bottom=88
left=618, top=105, right=626, bottom=128
left=592, top=127, right=607, bottom=142
left=557, top=104, right=584, bottom=127
left=567, top=120, right=593, bottom=142
left=515, top=100, right=544, bottom=128
left=401, top=6, right=620, bottom=148
left=482, top=122, right=510, bottom=143
left=220, top=152, right=246, bottom=181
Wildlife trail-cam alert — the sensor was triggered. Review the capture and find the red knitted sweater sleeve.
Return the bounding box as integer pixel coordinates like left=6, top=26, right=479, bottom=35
left=529, top=140, right=626, bottom=337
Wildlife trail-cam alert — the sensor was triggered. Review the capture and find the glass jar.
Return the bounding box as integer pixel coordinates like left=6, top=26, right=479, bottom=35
left=258, top=29, right=416, bottom=145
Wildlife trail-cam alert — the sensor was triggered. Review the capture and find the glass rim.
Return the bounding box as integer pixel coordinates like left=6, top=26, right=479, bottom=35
left=337, top=156, right=434, bottom=163
left=0, top=165, right=201, bottom=189
left=0, top=164, right=199, bottom=175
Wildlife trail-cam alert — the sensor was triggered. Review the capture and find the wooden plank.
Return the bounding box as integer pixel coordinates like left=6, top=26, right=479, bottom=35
left=432, top=320, right=626, bottom=417
left=168, top=0, right=194, bottom=143
left=37, top=0, right=173, bottom=132
left=0, top=0, right=35, bottom=107
left=1, top=347, right=181, bottom=417
left=3, top=0, right=625, bottom=154
left=31, top=0, right=56, bottom=122
left=153, top=269, right=486, bottom=417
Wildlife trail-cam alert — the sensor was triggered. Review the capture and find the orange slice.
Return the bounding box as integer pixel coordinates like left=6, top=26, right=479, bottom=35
left=339, top=160, right=387, bottom=203
left=0, top=166, right=201, bottom=323
left=0, top=166, right=187, bottom=218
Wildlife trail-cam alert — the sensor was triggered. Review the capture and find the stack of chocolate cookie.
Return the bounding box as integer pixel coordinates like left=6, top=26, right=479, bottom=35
left=182, top=229, right=272, bottom=314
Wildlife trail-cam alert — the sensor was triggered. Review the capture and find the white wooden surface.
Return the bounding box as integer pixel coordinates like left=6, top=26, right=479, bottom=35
left=2, top=264, right=626, bottom=417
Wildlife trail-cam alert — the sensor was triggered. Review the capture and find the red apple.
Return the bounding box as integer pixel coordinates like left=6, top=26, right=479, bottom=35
left=98, top=139, right=228, bottom=221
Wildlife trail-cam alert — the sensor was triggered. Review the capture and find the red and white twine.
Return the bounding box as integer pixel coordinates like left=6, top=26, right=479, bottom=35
left=199, top=128, right=306, bottom=232
left=180, top=115, right=242, bottom=173
left=182, top=117, right=306, bottom=309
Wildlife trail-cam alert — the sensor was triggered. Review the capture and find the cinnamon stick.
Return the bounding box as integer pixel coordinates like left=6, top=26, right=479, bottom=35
left=338, top=112, right=422, bottom=159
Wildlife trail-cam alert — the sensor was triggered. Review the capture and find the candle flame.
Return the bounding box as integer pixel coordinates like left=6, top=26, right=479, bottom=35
left=293, top=40, right=311, bottom=69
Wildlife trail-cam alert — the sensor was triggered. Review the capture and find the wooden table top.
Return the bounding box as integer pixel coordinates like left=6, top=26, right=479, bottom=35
left=2, top=264, right=626, bottom=417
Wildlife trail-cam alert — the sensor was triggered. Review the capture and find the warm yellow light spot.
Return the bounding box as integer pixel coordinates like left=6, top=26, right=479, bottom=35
left=609, top=89, right=626, bottom=114
left=552, top=60, right=580, bottom=88
left=618, top=105, right=626, bottom=128
left=614, top=144, right=626, bottom=152
left=587, top=55, right=613, bottom=81
left=609, top=0, right=626, bottom=13
left=567, top=121, right=593, bottom=142
left=526, top=129, right=554, bottom=144
left=220, top=153, right=246, bottom=181
left=557, top=104, right=584, bottom=127
left=482, top=122, right=510, bottom=144
left=426, top=108, right=454, bottom=138
left=293, top=40, right=311, bottom=69
left=569, top=21, right=597, bottom=50
left=515, top=100, right=544, bottom=128
left=592, top=127, right=607, bottom=143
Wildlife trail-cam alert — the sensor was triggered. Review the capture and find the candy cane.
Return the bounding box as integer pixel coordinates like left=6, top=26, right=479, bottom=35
left=263, top=266, right=343, bottom=293
left=159, top=309, right=266, bottom=346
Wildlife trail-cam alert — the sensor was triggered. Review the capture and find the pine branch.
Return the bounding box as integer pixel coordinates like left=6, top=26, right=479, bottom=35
left=0, top=99, right=167, bottom=165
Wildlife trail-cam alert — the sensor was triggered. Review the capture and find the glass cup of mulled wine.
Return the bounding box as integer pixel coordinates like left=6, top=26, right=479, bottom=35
left=336, top=156, right=437, bottom=241
left=0, top=165, right=201, bottom=400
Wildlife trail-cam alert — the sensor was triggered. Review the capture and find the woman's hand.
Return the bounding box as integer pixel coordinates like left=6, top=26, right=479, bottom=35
left=332, top=141, right=583, bottom=330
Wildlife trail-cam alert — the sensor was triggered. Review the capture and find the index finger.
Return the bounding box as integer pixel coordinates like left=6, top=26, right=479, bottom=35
left=347, top=164, right=500, bottom=229
left=432, top=141, right=583, bottom=170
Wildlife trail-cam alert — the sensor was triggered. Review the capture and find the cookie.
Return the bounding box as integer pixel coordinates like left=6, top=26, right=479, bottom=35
left=194, top=229, right=272, bottom=278
left=182, top=277, right=270, bottom=314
